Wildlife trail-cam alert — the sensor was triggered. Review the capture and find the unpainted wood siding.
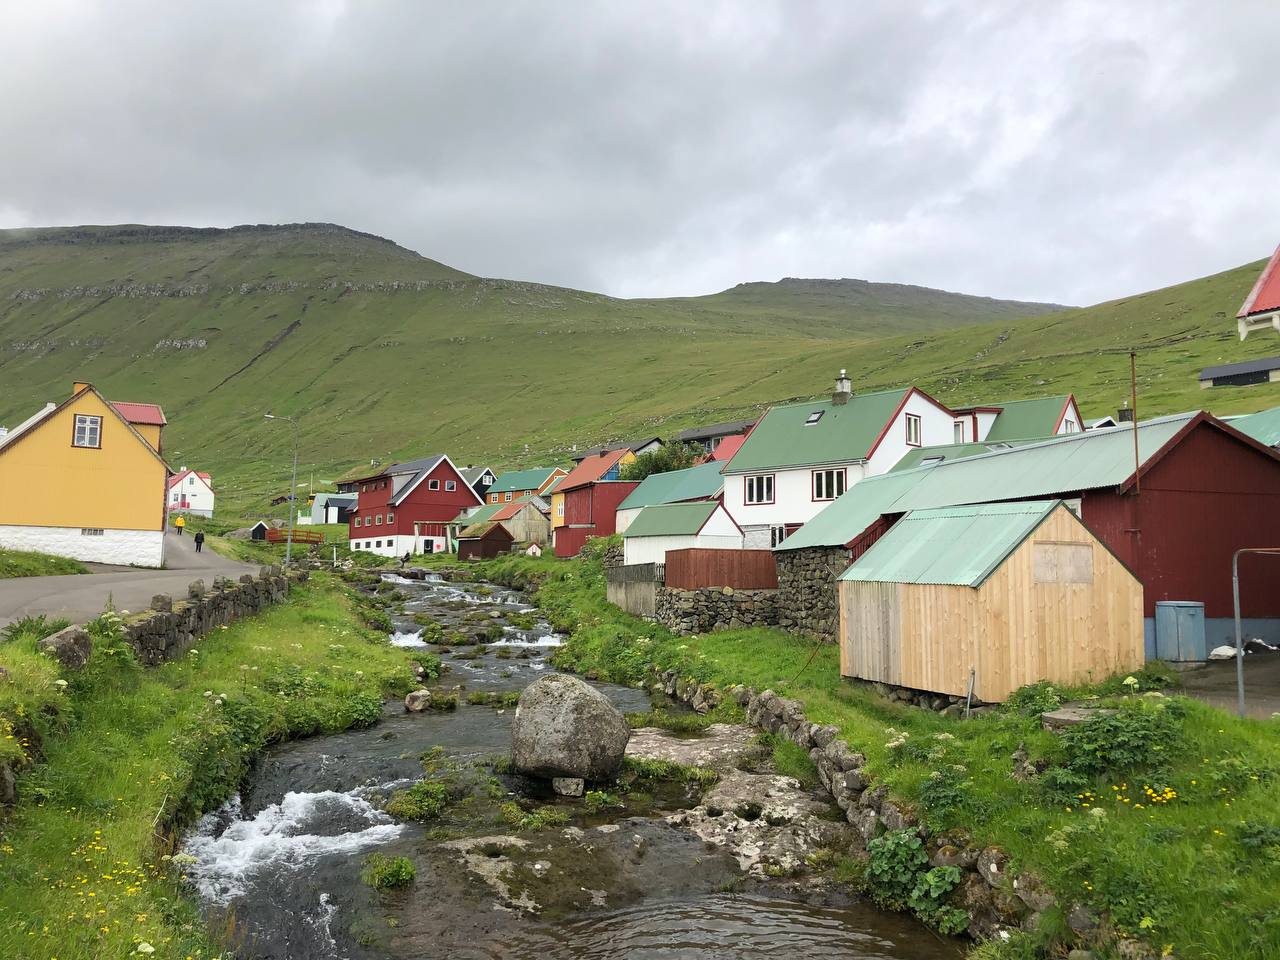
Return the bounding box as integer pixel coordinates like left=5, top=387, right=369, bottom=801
left=838, top=506, right=1144, bottom=701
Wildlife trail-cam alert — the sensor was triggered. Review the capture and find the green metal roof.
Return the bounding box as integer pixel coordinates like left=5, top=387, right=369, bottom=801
left=461, top=502, right=503, bottom=524
left=1233, top=405, right=1280, bottom=448
left=488, top=467, right=559, bottom=494
left=982, top=396, right=1071, bottom=441
left=778, top=412, right=1199, bottom=551
left=890, top=440, right=1034, bottom=472
left=722, top=388, right=908, bottom=474
left=838, top=500, right=1061, bottom=587
left=624, top=501, right=720, bottom=538
left=618, top=461, right=725, bottom=511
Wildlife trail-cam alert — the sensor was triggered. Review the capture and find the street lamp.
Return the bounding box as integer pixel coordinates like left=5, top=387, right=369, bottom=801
left=264, top=413, right=299, bottom=567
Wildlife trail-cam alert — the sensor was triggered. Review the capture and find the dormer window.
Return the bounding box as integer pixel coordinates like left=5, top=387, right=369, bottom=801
left=804, top=411, right=824, bottom=426
left=905, top=413, right=922, bottom=447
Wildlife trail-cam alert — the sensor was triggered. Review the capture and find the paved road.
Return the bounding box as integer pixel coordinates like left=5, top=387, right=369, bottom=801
left=1179, top=651, right=1280, bottom=720
left=0, top=533, right=258, bottom=628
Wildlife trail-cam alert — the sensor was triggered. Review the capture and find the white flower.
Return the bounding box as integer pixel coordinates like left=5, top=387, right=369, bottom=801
left=1122, top=676, right=1139, bottom=689
left=54, top=679, right=68, bottom=689
left=136, top=944, right=155, bottom=955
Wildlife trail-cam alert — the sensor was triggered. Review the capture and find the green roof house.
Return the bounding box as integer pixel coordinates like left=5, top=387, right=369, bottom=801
left=721, top=371, right=964, bottom=551
left=622, top=500, right=742, bottom=566
left=615, top=461, right=727, bottom=533
left=836, top=500, right=1143, bottom=702
left=952, top=394, right=1083, bottom=443
left=1233, top=404, right=1280, bottom=448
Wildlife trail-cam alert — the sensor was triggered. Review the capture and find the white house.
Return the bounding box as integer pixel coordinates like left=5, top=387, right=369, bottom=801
left=622, top=500, right=743, bottom=566
left=614, top=461, right=726, bottom=534
left=168, top=468, right=215, bottom=517
left=721, top=372, right=963, bottom=549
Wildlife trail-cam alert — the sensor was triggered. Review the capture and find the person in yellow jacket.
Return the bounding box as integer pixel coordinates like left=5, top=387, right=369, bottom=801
left=174, top=514, right=186, bottom=536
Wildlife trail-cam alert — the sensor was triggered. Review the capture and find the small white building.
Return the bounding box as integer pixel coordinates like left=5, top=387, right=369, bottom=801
left=622, top=501, right=742, bottom=566
left=168, top=468, right=215, bottom=517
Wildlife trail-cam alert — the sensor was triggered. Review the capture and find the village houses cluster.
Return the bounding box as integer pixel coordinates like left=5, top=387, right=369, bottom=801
left=3, top=249, right=1280, bottom=704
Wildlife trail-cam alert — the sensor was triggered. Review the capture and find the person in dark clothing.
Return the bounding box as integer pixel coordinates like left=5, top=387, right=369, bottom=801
left=194, top=530, right=205, bottom=553
left=400, top=551, right=410, bottom=569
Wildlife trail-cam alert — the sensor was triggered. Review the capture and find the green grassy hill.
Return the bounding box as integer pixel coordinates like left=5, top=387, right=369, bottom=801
left=1, top=222, right=1276, bottom=518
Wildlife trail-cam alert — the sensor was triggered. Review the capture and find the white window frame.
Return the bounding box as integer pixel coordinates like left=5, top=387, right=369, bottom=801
left=428, top=479, right=441, bottom=491
left=445, top=479, right=456, bottom=491
left=386, top=511, right=394, bottom=523
left=905, top=413, right=922, bottom=447
left=1062, top=418, right=1078, bottom=434
left=73, top=415, right=102, bottom=448
left=769, top=525, right=791, bottom=548
left=375, top=514, right=383, bottom=525
left=953, top=420, right=965, bottom=444
left=354, top=517, right=362, bottom=527
left=744, top=474, right=774, bottom=505
left=811, top=468, right=846, bottom=502
left=505, top=491, right=513, bottom=502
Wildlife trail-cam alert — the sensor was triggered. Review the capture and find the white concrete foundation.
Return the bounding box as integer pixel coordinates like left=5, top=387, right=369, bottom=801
left=349, top=533, right=448, bottom=557
left=0, top=524, right=165, bottom=568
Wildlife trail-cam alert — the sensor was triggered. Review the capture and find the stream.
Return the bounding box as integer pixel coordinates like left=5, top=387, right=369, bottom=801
left=181, top=570, right=962, bottom=959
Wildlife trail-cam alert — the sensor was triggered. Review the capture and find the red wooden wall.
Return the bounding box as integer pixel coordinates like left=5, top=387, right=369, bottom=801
left=665, top=548, right=778, bottom=589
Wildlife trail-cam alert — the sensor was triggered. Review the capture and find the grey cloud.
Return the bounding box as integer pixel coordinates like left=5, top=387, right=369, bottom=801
left=1, top=0, right=1276, bottom=304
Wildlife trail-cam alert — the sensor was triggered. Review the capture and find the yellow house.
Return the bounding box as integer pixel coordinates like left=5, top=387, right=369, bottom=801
left=0, top=382, right=171, bottom=566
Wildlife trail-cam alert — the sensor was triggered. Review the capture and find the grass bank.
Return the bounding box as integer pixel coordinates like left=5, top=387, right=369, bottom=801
left=0, top=547, right=88, bottom=578
left=0, top=574, right=433, bottom=959
left=477, top=544, right=1280, bottom=960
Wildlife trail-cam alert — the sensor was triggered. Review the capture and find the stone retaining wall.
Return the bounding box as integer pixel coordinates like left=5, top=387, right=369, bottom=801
left=647, top=666, right=1142, bottom=957
left=653, top=586, right=777, bottom=634
left=774, top=546, right=850, bottom=642
left=123, top=567, right=298, bottom=665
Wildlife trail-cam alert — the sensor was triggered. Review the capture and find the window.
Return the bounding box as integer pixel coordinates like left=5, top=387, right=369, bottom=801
left=905, top=413, right=921, bottom=447
left=491, top=494, right=499, bottom=503
left=1062, top=419, right=1078, bottom=433
left=921, top=456, right=944, bottom=467
left=445, top=480, right=456, bottom=491
left=770, top=525, right=791, bottom=547
left=505, top=492, right=513, bottom=502
left=189, top=476, right=196, bottom=486
left=428, top=479, right=440, bottom=491
left=804, top=410, right=824, bottom=426
left=375, top=514, right=383, bottom=525
left=744, top=474, right=774, bottom=505
left=375, top=540, right=383, bottom=548
left=73, top=415, right=101, bottom=448
left=812, top=468, right=846, bottom=501
left=80, top=528, right=104, bottom=536
left=556, top=500, right=564, bottom=518
left=602, top=465, right=620, bottom=480
left=953, top=421, right=965, bottom=443
left=386, top=511, right=394, bottom=523
left=354, top=517, right=361, bottom=527
left=1033, top=542, right=1093, bottom=584
left=171, top=492, right=179, bottom=502
left=362, top=484, right=368, bottom=493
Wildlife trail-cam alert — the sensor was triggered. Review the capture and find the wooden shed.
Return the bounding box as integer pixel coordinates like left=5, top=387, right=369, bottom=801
left=838, top=500, right=1143, bottom=702
left=457, top=521, right=515, bottom=561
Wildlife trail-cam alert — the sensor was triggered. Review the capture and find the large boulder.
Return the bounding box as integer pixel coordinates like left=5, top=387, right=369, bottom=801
left=38, top=625, right=92, bottom=670
left=511, top=674, right=630, bottom=781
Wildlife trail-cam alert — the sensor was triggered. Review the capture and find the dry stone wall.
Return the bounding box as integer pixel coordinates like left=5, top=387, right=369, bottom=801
left=774, top=546, right=850, bottom=642
left=653, top=586, right=777, bottom=634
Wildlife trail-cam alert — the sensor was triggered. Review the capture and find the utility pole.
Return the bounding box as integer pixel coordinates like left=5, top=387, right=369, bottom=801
left=264, top=413, right=300, bottom=568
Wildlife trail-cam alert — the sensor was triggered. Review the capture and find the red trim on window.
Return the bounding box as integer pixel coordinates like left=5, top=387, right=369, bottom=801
left=864, top=386, right=957, bottom=460
left=810, top=467, right=847, bottom=502
left=905, top=413, right=922, bottom=447
left=743, top=473, right=775, bottom=505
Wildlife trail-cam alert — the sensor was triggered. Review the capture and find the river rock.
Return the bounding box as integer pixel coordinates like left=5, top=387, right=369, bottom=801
left=405, top=689, right=433, bottom=712
left=512, top=674, right=630, bottom=781
left=552, top=777, right=585, bottom=797
left=37, top=625, right=92, bottom=670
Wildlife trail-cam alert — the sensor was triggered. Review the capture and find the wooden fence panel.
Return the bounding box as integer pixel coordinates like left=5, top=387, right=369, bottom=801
left=664, top=548, right=778, bottom=590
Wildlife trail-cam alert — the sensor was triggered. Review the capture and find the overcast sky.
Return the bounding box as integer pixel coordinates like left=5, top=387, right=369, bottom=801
left=2, top=1, right=1277, bottom=305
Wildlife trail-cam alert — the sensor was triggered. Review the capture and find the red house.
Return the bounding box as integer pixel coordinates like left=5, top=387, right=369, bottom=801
left=347, top=455, right=481, bottom=557
left=554, top=448, right=639, bottom=558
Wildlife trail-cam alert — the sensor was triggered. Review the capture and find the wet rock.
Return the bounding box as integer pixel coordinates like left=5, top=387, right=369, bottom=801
left=512, top=674, right=630, bottom=782
left=38, top=625, right=92, bottom=670
left=626, top=724, right=762, bottom=772
left=552, top=777, right=585, bottom=797
left=405, top=689, right=433, bottom=712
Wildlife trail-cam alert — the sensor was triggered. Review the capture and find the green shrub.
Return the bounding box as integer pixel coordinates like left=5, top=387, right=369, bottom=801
left=1058, top=699, right=1185, bottom=777
left=917, top=764, right=972, bottom=828
left=362, top=853, right=415, bottom=889
left=499, top=801, right=570, bottom=831
left=1003, top=681, right=1062, bottom=716
left=583, top=789, right=623, bottom=813
left=866, top=829, right=929, bottom=910
left=0, top=614, right=71, bottom=644
left=385, top=780, right=450, bottom=821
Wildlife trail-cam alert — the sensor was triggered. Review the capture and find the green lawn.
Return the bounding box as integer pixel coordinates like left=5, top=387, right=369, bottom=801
left=0, top=548, right=87, bottom=578
left=479, top=545, right=1280, bottom=960
left=0, top=575, right=431, bottom=960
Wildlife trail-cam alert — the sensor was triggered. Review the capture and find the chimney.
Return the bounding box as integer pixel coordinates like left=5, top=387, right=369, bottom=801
left=832, top=369, right=852, bottom=406
left=1117, top=402, right=1134, bottom=423
left=72, top=381, right=90, bottom=396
